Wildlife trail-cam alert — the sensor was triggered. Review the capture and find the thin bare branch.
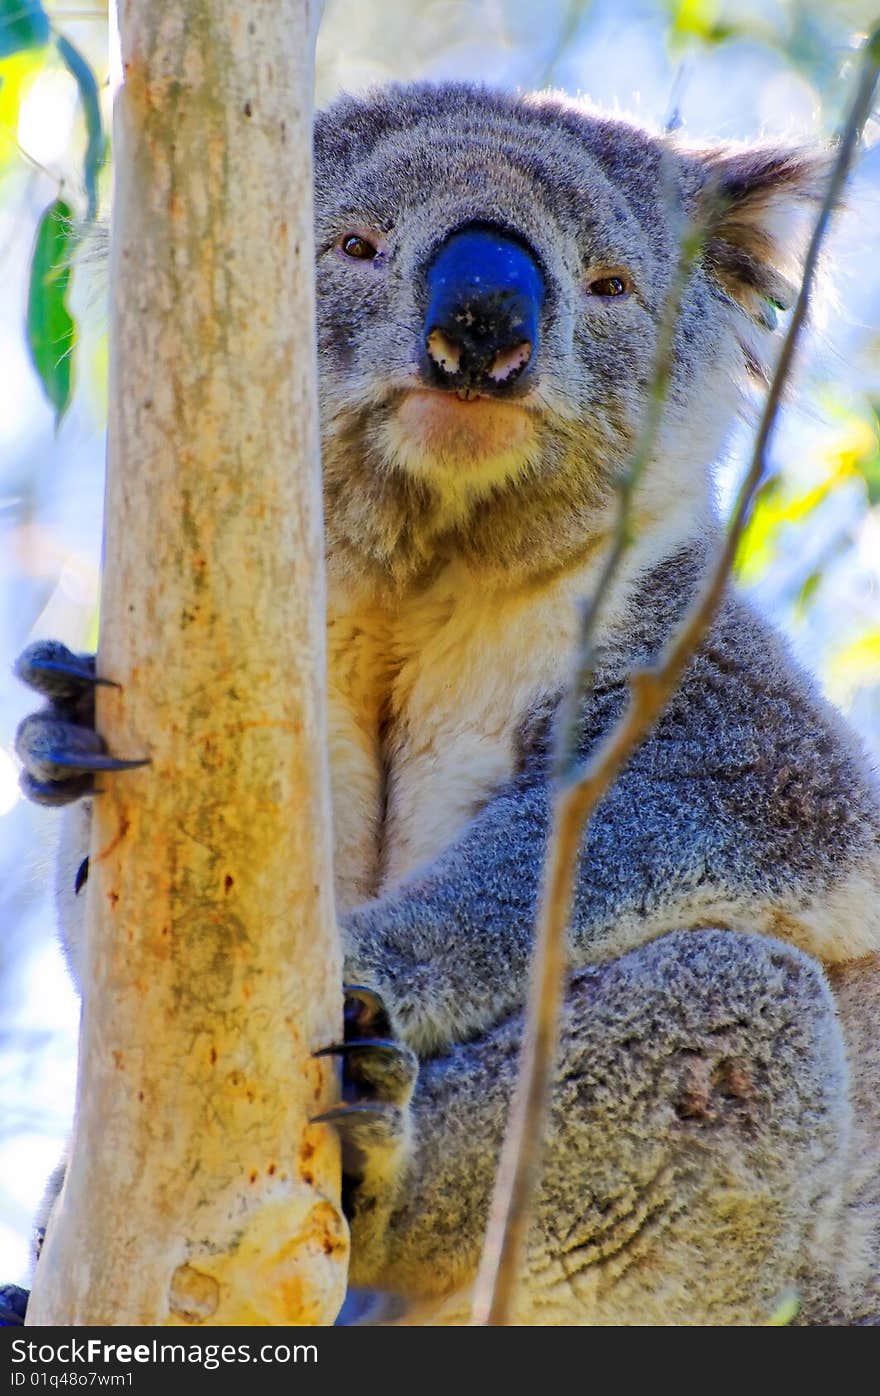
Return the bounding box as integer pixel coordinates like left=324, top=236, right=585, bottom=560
left=553, top=180, right=709, bottom=778
left=471, top=24, right=880, bottom=1327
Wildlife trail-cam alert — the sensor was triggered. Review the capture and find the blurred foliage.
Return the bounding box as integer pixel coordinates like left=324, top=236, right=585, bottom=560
left=54, top=30, right=104, bottom=220
left=737, top=401, right=880, bottom=586
left=0, top=0, right=105, bottom=420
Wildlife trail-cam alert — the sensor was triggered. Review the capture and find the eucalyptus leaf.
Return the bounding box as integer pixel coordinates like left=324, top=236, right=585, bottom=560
left=0, top=0, right=49, bottom=59
left=27, top=198, right=76, bottom=425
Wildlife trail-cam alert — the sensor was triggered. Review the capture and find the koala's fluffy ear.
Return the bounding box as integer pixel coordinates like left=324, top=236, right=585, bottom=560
left=691, top=146, right=830, bottom=328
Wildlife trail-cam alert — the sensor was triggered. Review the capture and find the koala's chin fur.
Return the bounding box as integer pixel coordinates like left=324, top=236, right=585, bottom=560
left=39, top=83, right=880, bottom=1324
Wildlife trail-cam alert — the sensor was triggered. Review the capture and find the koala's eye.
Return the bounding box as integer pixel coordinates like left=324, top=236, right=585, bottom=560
left=340, top=233, right=379, bottom=260
left=588, top=274, right=629, bottom=298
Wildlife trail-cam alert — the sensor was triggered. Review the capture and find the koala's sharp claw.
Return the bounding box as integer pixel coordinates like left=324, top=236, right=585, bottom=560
left=24, top=658, right=117, bottom=690
left=314, top=1037, right=407, bottom=1059
left=42, top=751, right=151, bottom=774
left=317, top=1027, right=418, bottom=1113
left=16, top=711, right=148, bottom=791
left=14, top=641, right=113, bottom=701
left=311, top=1103, right=399, bottom=1127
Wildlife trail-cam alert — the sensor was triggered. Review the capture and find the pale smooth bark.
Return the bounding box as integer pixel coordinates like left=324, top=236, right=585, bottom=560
left=27, top=0, right=346, bottom=1325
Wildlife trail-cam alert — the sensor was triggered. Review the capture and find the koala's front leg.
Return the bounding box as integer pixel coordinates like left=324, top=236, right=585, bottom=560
left=356, top=930, right=852, bottom=1325
left=314, top=986, right=418, bottom=1286
left=14, top=641, right=148, bottom=805
left=14, top=641, right=149, bottom=982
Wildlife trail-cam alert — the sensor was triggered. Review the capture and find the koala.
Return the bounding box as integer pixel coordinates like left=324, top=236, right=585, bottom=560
left=10, top=83, right=880, bottom=1326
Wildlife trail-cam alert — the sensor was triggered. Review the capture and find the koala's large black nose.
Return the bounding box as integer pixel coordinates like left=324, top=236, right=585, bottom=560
left=422, top=224, right=544, bottom=395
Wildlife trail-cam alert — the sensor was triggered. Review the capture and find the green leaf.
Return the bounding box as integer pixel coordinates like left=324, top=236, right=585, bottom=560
left=55, top=33, right=104, bottom=222
left=0, top=0, right=49, bottom=59
left=27, top=197, right=76, bottom=425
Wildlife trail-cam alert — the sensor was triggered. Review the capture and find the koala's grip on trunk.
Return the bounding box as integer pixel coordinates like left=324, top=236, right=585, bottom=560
left=355, top=931, right=854, bottom=1325
left=13, top=82, right=880, bottom=1325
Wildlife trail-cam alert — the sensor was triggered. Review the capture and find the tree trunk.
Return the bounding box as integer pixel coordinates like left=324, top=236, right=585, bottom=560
left=26, top=0, right=346, bottom=1326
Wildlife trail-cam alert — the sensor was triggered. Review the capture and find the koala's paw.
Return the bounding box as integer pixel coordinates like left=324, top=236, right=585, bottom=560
left=313, top=986, right=418, bottom=1216
left=14, top=640, right=149, bottom=806
left=0, top=1283, right=29, bottom=1327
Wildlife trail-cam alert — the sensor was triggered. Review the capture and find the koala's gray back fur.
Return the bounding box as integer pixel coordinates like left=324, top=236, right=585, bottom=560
left=28, top=81, right=880, bottom=1324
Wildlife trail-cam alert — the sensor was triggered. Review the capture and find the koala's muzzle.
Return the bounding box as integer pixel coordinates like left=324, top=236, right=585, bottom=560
left=422, top=224, right=544, bottom=395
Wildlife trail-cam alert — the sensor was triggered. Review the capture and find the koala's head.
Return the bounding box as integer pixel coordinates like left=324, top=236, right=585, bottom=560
left=314, top=83, right=824, bottom=588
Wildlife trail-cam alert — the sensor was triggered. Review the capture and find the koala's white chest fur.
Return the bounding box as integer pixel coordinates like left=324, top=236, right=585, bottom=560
left=381, top=565, right=582, bottom=890
left=327, top=561, right=584, bottom=911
